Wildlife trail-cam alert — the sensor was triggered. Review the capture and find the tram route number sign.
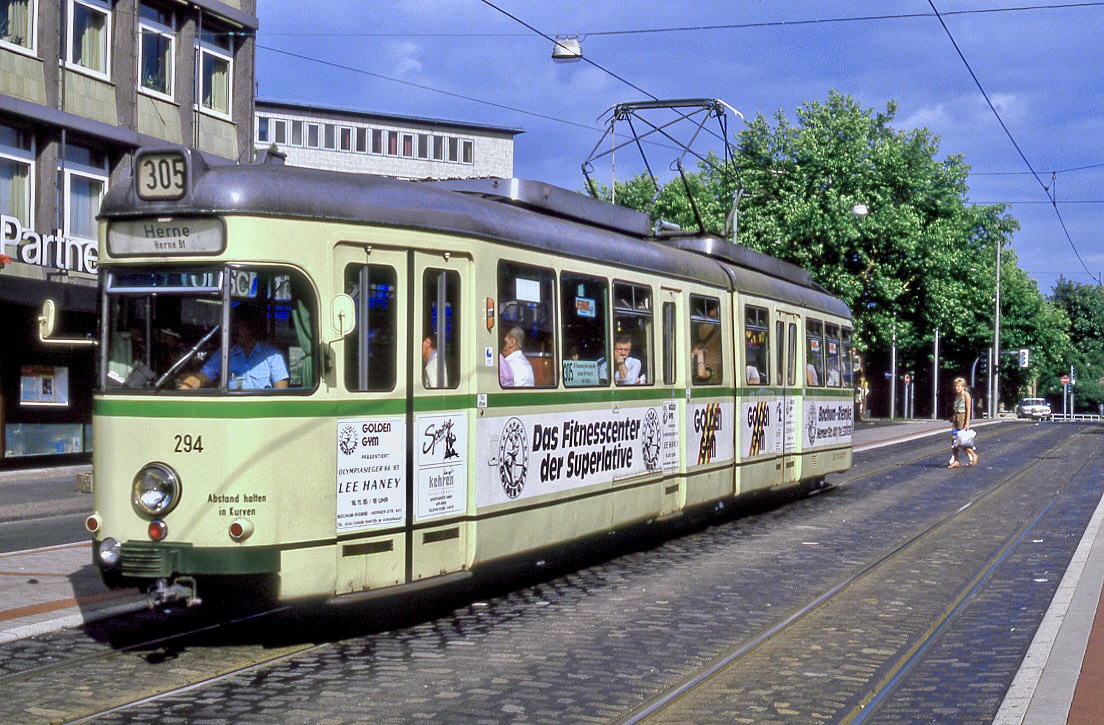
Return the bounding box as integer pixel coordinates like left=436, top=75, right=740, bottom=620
left=137, top=152, right=187, bottom=200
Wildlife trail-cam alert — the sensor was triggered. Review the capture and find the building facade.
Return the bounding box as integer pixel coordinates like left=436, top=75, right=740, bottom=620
left=0, top=0, right=258, bottom=466
left=255, top=100, right=521, bottom=180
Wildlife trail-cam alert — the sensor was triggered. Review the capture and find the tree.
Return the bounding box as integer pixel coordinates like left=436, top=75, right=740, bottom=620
left=1048, top=278, right=1104, bottom=411
left=604, top=91, right=1064, bottom=416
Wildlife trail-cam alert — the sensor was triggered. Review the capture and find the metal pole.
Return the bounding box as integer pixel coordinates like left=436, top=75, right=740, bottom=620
left=890, top=325, right=897, bottom=420
left=989, top=241, right=1002, bottom=418
left=932, top=329, right=940, bottom=419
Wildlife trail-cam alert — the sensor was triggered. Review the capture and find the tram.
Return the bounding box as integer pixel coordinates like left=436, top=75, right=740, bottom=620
left=71, top=146, right=855, bottom=607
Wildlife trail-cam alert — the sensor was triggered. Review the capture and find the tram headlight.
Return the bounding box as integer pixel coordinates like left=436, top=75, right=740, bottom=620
left=97, top=538, right=122, bottom=567
left=132, top=463, right=182, bottom=517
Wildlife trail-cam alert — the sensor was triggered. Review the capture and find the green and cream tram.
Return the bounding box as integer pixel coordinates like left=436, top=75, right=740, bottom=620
left=80, top=147, right=854, bottom=606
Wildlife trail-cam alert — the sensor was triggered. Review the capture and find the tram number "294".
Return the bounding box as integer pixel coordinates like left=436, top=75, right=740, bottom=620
left=174, top=434, right=205, bottom=453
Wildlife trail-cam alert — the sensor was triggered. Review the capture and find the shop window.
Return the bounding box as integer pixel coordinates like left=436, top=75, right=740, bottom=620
left=612, top=282, right=652, bottom=385
left=422, top=269, right=460, bottom=389
left=138, top=2, right=174, bottom=98
left=345, top=264, right=397, bottom=392
left=0, top=122, right=34, bottom=227
left=104, top=266, right=318, bottom=393
left=690, top=295, right=722, bottom=385
left=197, top=27, right=233, bottom=117
left=561, top=272, right=609, bottom=387
left=67, top=0, right=111, bottom=76
left=1, top=0, right=37, bottom=51
left=744, top=305, right=769, bottom=386
left=806, top=319, right=825, bottom=387
left=498, top=262, right=555, bottom=388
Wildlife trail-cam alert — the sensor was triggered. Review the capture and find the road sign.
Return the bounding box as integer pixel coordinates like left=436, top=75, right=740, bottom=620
left=1061, top=374, right=1071, bottom=385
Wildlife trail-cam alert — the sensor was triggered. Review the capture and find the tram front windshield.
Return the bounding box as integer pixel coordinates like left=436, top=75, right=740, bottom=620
left=101, top=266, right=316, bottom=393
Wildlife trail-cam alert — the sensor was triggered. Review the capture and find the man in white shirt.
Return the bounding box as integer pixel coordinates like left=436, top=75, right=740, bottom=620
left=613, top=335, right=643, bottom=385
left=500, top=326, right=535, bottom=387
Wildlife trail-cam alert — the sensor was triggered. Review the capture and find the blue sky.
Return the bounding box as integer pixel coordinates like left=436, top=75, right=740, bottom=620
left=255, top=1, right=1104, bottom=295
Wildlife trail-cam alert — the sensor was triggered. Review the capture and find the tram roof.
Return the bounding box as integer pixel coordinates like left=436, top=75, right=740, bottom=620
left=100, top=150, right=848, bottom=318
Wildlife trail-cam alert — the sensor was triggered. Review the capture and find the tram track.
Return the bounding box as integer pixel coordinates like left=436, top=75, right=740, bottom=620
left=619, top=424, right=1104, bottom=723
left=0, top=604, right=317, bottom=723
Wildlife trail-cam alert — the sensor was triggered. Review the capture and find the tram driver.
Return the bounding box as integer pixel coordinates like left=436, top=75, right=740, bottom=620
left=179, top=302, right=289, bottom=390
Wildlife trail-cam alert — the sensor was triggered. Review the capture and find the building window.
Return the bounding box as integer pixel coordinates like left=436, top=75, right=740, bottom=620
left=417, top=134, right=429, bottom=159
left=256, top=116, right=269, bottom=143
left=306, top=123, right=320, bottom=148
left=372, top=129, right=382, bottom=154
left=60, top=143, right=107, bottom=244
left=356, top=128, right=367, bottom=153
left=433, top=136, right=444, bottom=161
left=1, top=0, right=37, bottom=51
left=67, top=0, right=111, bottom=76
left=291, top=120, right=303, bottom=146
left=401, top=134, right=414, bottom=158
left=197, top=28, right=233, bottom=117
left=340, top=127, right=352, bottom=152
left=138, top=2, right=174, bottom=98
left=273, top=119, right=287, bottom=145
left=323, top=124, right=335, bottom=150
left=387, top=131, right=398, bottom=156
left=448, top=138, right=459, bottom=162
left=0, top=122, right=34, bottom=227
left=462, top=139, right=474, bottom=164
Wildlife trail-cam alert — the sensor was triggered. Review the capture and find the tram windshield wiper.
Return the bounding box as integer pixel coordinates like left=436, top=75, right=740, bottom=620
left=155, top=324, right=220, bottom=389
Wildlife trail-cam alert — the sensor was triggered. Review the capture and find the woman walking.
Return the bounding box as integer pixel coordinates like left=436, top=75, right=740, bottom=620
left=948, top=377, right=978, bottom=468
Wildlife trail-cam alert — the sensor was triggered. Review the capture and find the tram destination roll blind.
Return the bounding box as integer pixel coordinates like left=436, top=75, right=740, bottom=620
left=107, top=217, right=225, bottom=256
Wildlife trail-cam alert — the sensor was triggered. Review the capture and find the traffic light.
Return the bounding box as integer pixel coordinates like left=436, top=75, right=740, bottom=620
left=1019, top=349, right=1029, bottom=368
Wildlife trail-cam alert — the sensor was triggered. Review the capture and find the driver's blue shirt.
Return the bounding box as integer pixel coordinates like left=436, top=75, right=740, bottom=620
left=200, top=342, right=289, bottom=389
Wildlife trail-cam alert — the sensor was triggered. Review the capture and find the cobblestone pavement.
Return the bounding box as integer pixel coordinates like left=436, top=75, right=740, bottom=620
left=1, top=424, right=1098, bottom=723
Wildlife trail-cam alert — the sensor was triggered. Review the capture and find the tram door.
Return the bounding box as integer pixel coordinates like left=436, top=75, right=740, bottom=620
left=777, top=310, right=801, bottom=485
left=409, top=251, right=473, bottom=583
left=334, top=244, right=410, bottom=595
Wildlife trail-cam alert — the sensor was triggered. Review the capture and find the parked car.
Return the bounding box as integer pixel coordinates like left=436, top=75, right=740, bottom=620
left=1016, top=397, right=1052, bottom=420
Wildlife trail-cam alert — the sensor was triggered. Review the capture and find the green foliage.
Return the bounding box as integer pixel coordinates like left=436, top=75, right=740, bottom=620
left=1048, top=278, right=1104, bottom=410
left=605, top=91, right=1073, bottom=414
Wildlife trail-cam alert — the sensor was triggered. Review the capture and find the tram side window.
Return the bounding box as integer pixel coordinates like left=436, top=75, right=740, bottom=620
left=775, top=320, right=785, bottom=387
left=498, top=262, right=556, bottom=388
left=612, top=282, right=652, bottom=385
left=806, top=319, right=825, bottom=387
left=787, top=322, right=798, bottom=386
left=662, top=301, right=676, bottom=385
left=561, top=272, right=609, bottom=387
left=690, top=295, right=722, bottom=385
left=841, top=328, right=855, bottom=389
left=104, top=266, right=317, bottom=393
left=422, top=268, right=459, bottom=389
left=825, top=323, right=842, bottom=387
left=345, top=264, right=397, bottom=392
left=744, top=305, right=769, bottom=386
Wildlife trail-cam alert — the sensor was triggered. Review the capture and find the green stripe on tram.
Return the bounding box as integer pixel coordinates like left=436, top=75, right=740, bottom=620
left=95, top=385, right=855, bottom=419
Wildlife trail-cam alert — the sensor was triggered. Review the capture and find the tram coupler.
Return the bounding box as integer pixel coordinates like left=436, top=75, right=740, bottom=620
left=147, top=576, right=202, bottom=610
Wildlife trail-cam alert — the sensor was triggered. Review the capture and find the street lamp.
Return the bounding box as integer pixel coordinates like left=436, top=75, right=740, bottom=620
left=988, top=241, right=1001, bottom=418
left=552, top=36, right=582, bottom=63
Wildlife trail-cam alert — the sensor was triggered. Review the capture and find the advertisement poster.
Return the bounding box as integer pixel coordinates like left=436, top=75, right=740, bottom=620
left=20, top=365, right=69, bottom=406
left=686, top=401, right=735, bottom=467
left=476, top=405, right=677, bottom=507
left=803, top=400, right=855, bottom=449
left=336, top=418, right=406, bottom=531
left=415, top=412, right=468, bottom=521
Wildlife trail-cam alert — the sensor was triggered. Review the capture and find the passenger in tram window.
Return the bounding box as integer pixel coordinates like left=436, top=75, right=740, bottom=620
left=613, top=335, right=643, bottom=385
left=180, top=302, right=289, bottom=390
left=422, top=334, right=448, bottom=388
left=746, top=364, right=761, bottom=385
left=500, top=326, right=535, bottom=387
